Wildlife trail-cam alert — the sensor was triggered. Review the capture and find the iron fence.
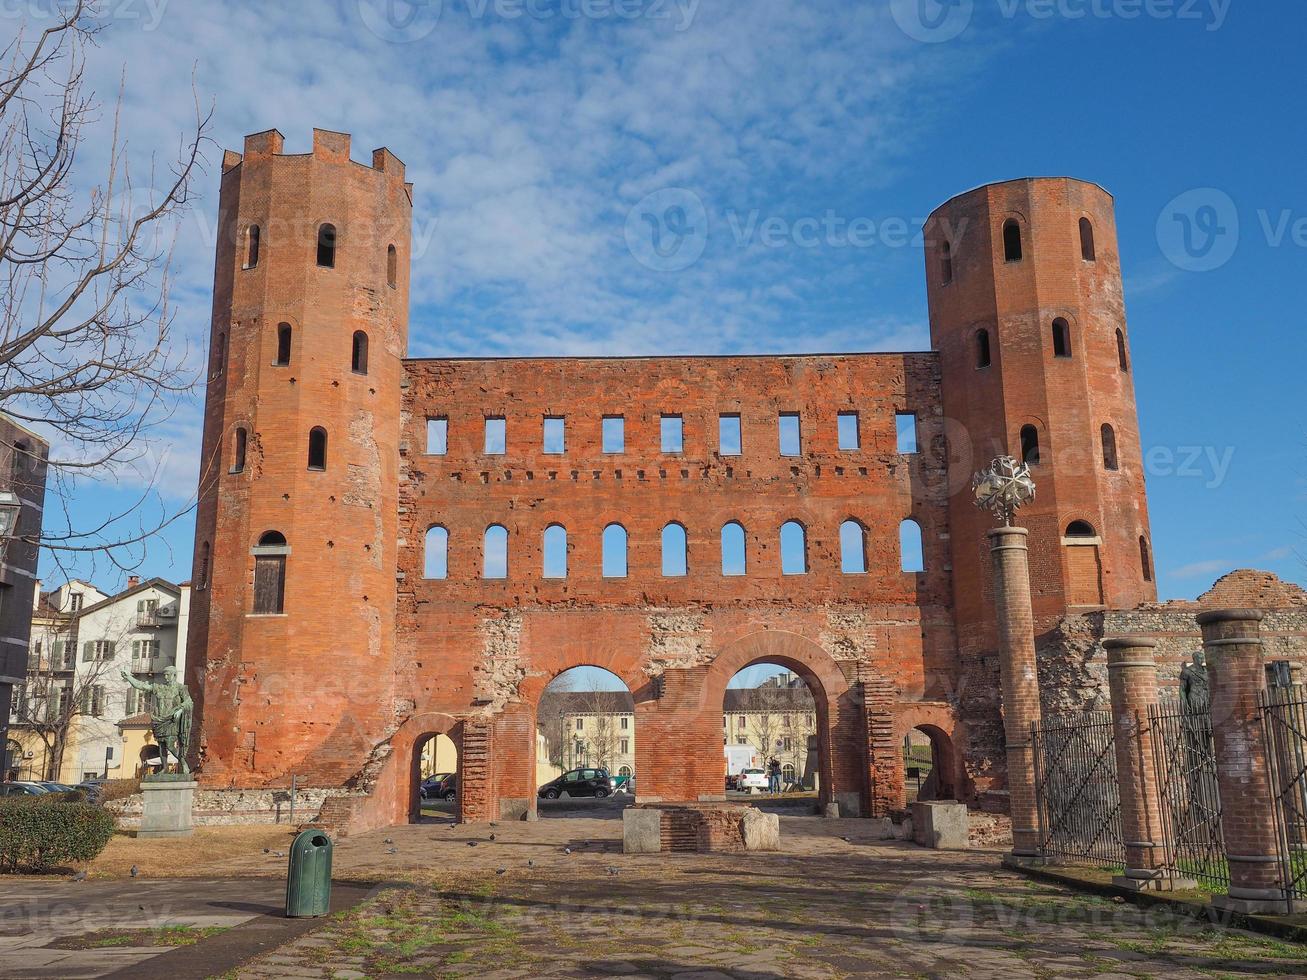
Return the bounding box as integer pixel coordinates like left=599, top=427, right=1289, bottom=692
left=1031, top=710, right=1125, bottom=868
left=1148, top=697, right=1227, bottom=892
left=1259, top=684, right=1307, bottom=911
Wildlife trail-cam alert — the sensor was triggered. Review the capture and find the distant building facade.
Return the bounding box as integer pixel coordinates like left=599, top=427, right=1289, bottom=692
left=0, top=417, right=48, bottom=781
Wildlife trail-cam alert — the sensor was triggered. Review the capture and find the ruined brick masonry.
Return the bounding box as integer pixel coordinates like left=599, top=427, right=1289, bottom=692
left=185, top=128, right=1282, bottom=832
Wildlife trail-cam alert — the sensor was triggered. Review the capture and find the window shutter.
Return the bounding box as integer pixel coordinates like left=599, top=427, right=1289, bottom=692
left=105, top=641, right=116, bottom=660
left=82, top=641, right=92, bottom=662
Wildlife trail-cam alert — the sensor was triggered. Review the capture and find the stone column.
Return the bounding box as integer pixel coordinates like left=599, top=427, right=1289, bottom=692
left=1199, top=608, right=1287, bottom=914
left=1104, top=638, right=1187, bottom=890
left=988, top=526, right=1041, bottom=858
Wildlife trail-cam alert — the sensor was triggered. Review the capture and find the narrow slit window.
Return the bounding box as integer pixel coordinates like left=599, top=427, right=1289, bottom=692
left=543, top=416, right=565, bottom=454
left=899, top=519, right=924, bottom=573
left=275, top=323, right=291, bottom=366
left=976, top=329, right=991, bottom=369
left=602, top=416, right=625, bottom=454
left=483, top=525, right=508, bottom=579
left=1020, top=425, right=1040, bottom=466
left=721, top=522, right=746, bottom=576
left=1003, top=220, right=1023, bottom=262
left=661, top=415, right=683, bottom=454
left=940, top=240, right=953, bottom=285
left=1116, top=329, right=1129, bottom=372
left=317, top=223, right=336, bottom=267
left=837, top=412, right=860, bottom=451
left=307, top=427, right=327, bottom=470
left=484, top=417, right=506, bottom=455
left=232, top=427, right=247, bottom=473
left=778, top=413, right=801, bottom=457
left=602, top=524, right=628, bottom=578
left=543, top=524, right=567, bottom=579
left=245, top=224, right=260, bottom=269
left=1140, top=535, right=1153, bottom=582
left=351, top=331, right=368, bottom=374
left=197, top=542, right=210, bottom=591
left=779, top=520, right=806, bottom=575
left=426, top=418, right=448, bottom=455
left=214, top=333, right=226, bottom=378
left=719, top=414, right=742, bottom=456
left=424, top=526, right=448, bottom=580
left=840, top=520, right=867, bottom=574
left=1101, top=423, right=1119, bottom=470
left=1079, top=217, right=1096, bottom=261
left=895, top=413, right=918, bottom=454
left=387, top=243, right=398, bottom=287
left=1052, top=318, right=1072, bottom=358
left=662, top=523, right=687, bottom=577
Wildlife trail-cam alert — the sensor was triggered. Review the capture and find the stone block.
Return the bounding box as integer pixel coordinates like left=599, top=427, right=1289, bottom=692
left=740, top=808, right=780, bottom=851
left=623, top=807, right=663, bottom=854
left=138, top=778, right=197, bottom=838
left=911, top=801, right=968, bottom=850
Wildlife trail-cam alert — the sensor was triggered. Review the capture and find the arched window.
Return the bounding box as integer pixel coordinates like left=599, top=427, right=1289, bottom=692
left=1003, top=220, right=1023, bottom=262
left=275, top=323, right=291, bottom=366
left=213, top=333, right=226, bottom=378
left=245, top=224, right=260, bottom=269
left=424, top=526, right=448, bottom=580
left=307, top=427, right=327, bottom=471
left=602, top=524, right=628, bottom=578
left=1101, top=423, right=1119, bottom=471
left=543, top=524, right=567, bottom=579
left=252, top=531, right=288, bottom=614
left=940, top=240, right=953, bottom=285
left=1051, top=318, right=1071, bottom=358
left=1020, top=425, right=1040, bottom=466
left=351, top=331, right=368, bottom=374
left=1079, top=217, right=1096, bottom=261
left=197, top=541, right=210, bottom=591
left=840, top=520, right=867, bottom=574
left=899, top=519, right=924, bottom=573
left=387, top=243, right=397, bottom=288
left=1116, top=328, right=1129, bottom=372
left=662, top=523, right=688, bottom=577
left=976, top=328, right=991, bottom=369
left=1139, top=535, right=1153, bottom=582
left=721, top=521, right=746, bottom=576
left=483, top=525, right=508, bottom=579
left=231, top=427, right=247, bottom=473
left=1066, top=520, right=1096, bottom=538
left=779, top=520, right=806, bottom=575
left=316, top=223, right=336, bottom=268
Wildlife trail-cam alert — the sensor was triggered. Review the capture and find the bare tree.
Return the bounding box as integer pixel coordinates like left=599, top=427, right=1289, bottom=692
left=1, top=1, right=212, bottom=574
left=579, top=684, right=620, bottom=771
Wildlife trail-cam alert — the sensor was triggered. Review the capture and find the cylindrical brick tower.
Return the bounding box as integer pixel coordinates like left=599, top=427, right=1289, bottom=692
left=925, top=178, right=1156, bottom=653
left=186, top=128, right=411, bottom=788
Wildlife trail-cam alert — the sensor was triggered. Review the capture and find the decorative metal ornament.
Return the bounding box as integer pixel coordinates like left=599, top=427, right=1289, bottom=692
left=973, top=455, right=1036, bottom=526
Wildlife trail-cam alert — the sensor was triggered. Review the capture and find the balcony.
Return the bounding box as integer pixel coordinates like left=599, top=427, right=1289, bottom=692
left=136, top=604, right=177, bottom=628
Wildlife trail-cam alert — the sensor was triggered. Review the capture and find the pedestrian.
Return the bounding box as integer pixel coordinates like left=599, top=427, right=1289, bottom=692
left=768, top=757, right=781, bottom=793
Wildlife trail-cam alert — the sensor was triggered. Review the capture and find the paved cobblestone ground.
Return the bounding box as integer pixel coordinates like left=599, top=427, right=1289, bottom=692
left=228, top=814, right=1307, bottom=979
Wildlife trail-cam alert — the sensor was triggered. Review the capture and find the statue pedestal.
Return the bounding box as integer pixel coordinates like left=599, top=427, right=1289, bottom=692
left=138, top=776, right=196, bottom=838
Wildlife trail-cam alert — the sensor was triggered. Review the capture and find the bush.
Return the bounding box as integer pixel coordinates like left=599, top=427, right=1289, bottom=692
left=0, top=798, right=115, bottom=872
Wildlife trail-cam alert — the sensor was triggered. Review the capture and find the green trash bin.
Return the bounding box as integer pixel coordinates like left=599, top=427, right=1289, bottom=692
left=285, top=829, right=333, bottom=917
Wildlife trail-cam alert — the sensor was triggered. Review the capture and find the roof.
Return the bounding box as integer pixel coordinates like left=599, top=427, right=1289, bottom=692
left=117, top=713, right=153, bottom=729
left=542, top=690, right=635, bottom=715
left=74, top=576, right=181, bottom=621
left=724, top=688, right=816, bottom=712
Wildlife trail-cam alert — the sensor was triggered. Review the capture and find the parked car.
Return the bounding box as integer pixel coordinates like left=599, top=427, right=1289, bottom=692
left=0, top=781, right=50, bottom=797
left=737, top=768, right=768, bottom=793
left=538, top=768, right=611, bottom=800
left=75, top=779, right=107, bottom=804
left=420, top=773, right=457, bottom=801
left=38, top=781, right=77, bottom=794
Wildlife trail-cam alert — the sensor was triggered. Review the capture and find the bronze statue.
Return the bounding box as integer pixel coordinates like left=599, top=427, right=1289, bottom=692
left=121, top=666, right=194, bottom=774
left=1179, top=651, right=1210, bottom=712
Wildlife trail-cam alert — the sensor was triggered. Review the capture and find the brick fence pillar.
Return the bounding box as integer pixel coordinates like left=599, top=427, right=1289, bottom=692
left=1104, top=637, right=1187, bottom=890
left=988, top=525, right=1041, bottom=858
left=1198, top=608, right=1287, bottom=914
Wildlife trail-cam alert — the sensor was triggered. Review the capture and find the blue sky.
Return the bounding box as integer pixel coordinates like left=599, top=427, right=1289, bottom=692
left=40, top=0, right=1304, bottom=600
